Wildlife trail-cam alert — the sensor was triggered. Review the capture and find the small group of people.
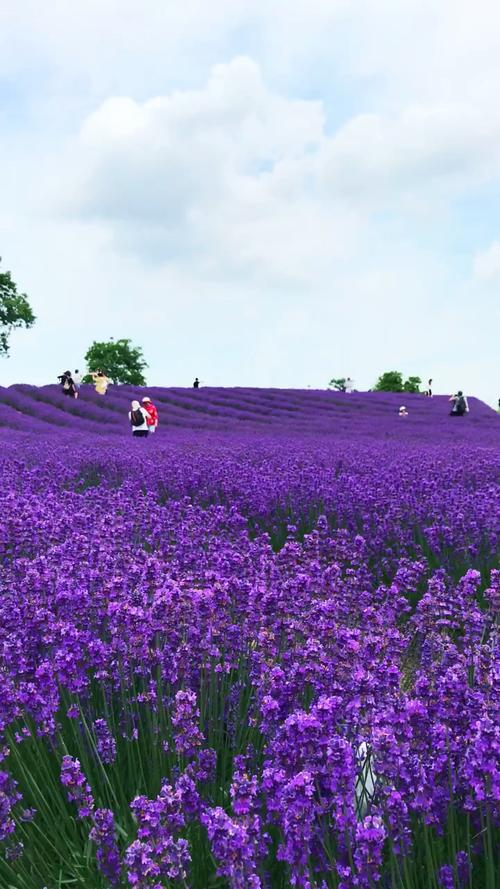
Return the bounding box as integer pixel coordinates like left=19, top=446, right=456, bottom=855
left=129, top=397, right=159, bottom=437
left=58, top=368, right=110, bottom=396
left=398, top=389, right=470, bottom=418
left=423, top=379, right=470, bottom=416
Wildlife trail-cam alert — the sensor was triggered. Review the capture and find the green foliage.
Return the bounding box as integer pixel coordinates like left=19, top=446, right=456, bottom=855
left=374, top=370, right=404, bottom=392
left=328, top=377, right=347, bottom=391
left=375, top=371, right=423, bottom=393
left=403, top=376, right=422, bottom=394
left=0, top=258, right=35, bottom=356
left=84, top=338, right=148, bottom=385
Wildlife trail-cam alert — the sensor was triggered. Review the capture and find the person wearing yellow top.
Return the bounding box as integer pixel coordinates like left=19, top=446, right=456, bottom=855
left=91, top=370, right=110, bottom=395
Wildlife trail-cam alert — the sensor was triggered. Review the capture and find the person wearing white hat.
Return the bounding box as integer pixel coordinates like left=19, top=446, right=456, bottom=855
left=399, top=405, right=408, bottom=417
left=141, top=396, right=159, bottom=433
left=128, top=400, right=149, bottom=437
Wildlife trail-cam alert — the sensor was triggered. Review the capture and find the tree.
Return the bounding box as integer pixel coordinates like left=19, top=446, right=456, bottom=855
left=403, top=376, right=422, bottom=394
left=0, top=258, right=35, bottom=356
left=84, top=338, right=148, bottom=385
left=328, top=377, right=347, bottom=391
left=374, top=371, right=404, bottom=392
left=375, top=371, right=423, bottom=393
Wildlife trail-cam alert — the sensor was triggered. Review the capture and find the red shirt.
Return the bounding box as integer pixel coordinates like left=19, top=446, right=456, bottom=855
left=143, top=402, right=158, bottom=427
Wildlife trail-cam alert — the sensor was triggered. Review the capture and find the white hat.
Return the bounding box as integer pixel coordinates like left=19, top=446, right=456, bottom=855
left=131, top=400, right=141, bottom=410
left=142, top=396, right=151, bottom=402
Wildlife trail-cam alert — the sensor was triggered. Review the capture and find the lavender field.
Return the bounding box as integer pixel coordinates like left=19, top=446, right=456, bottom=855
left=0, top=385, right=498, bottom=889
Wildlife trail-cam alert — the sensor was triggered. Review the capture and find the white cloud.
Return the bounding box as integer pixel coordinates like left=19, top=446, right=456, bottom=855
left=474, top=241, right=500, bottom=281
left=64, top=58, right=358, bottom=283
left=321, top=104, right=500, bottom=202
left=59, top=59, right=500, bottom=294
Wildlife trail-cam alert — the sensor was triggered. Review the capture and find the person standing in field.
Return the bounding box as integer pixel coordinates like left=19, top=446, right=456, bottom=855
left=73, top=369, right=82, bottom=398
left=399, top=405, right=408, bottom=417
left=193, top=377, right=200, bottom=388
left=91, top=370, right=110, bottom=395
left=449, top=391, right=469, bottom=416
left=345, top=377, right=354, bottom=393
left=425, top=378, right=433, bottom=397
left=142, top=396, right=159, bottom=433
left=128, top=400, right=149, bottom=437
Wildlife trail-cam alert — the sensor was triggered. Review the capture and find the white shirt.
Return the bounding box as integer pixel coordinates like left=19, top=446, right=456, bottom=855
left=128, top=407, right=149, bottom=432
left=73, top=373, right=82, bottom=385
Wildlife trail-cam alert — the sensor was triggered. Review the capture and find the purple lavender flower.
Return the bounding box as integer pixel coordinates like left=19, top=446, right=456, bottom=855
left=463, top=716, right=499, bottom=810
left=230, top=758, right=259, bottom=816
left=89, top=808, right=121, bottom=885
left=438, top=864, right=455, bottom=889
left=0, top=771, right=22, bottom=842
left=130, top=781, right=185, bottom=839
left=126, top=778, right=192, bottom=885
left=60, top=756, right=94, bottom=818
left=125, top=835, right=190, bottom=885
left=93, top=718, right=117, bottom=765
left=353, top=815, right=386, bottom=885
left=176, top=771, right=202, bottom=819
left=202, top=806, right=262, bottom=889
left=437, top=851, right=471, bottom=889
left=171, top=689, right=204, bottom=757
left=191, top=747, right=217, bottom=782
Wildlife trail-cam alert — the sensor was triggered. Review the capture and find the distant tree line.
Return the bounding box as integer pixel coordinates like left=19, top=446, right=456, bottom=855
left=329, top=371, right=422, bottom=393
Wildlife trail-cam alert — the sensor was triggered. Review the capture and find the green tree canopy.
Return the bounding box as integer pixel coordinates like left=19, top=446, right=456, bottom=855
left=0, top=259, right=36, bottom=356
left=84, top=338, right=148, bottom=385
left=403, top=376, right=422, bottom=394
left=328, top=377, right=347, bottom=391
left=374, top=370, right=404, bottom=392
left=375, top=371, right=422, bottom=393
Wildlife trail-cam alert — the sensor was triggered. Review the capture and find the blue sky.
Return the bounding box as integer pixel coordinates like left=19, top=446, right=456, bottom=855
left=0, top=0, right=498, bottom=405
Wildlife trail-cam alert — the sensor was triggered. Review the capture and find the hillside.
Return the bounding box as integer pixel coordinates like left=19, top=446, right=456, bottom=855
left=0, top=382, right=498, bottom=888
left=0, top=384, right=498, bottom=442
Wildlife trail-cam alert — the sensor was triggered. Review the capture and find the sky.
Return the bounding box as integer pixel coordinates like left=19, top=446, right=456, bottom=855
left=0, top=0, right=499, bottom=405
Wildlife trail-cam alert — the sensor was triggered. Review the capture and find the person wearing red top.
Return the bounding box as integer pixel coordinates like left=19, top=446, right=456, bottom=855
left=141, top=396, right=159, bottom=433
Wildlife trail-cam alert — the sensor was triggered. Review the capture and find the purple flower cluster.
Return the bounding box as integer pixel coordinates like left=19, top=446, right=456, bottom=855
left=171, top=690, right=204, bottom=758
left=89, top=808, right=121, bottom=885
left=93, top=718, right=117, bottom=765
left=0, top=771, right=21, bottom=842
left=60, top=756, right=95, bottom=818
left=126, top=780, right=191, bottom=885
